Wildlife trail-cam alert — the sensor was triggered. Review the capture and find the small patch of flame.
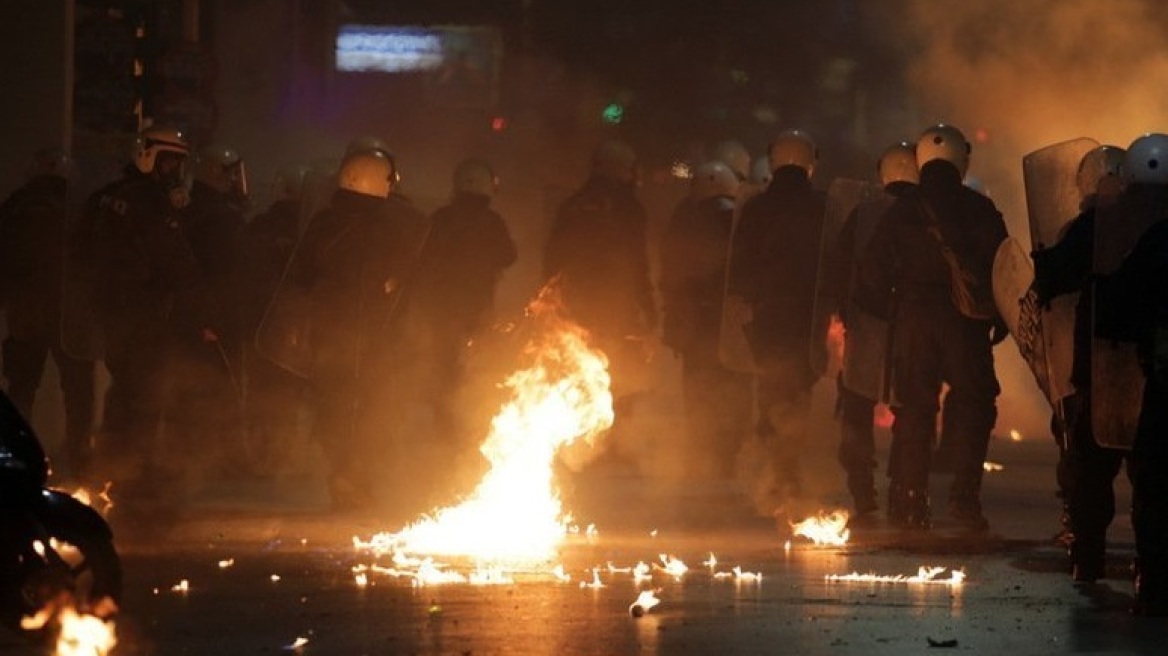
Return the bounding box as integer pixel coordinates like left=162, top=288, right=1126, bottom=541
left=171, top=579, right=189, bottom=594
left=469, top=566, right=513, bottom=585
left=1009, top=429, right=1023, bottom=442
left=71, top=482, right=115, bottom=517
left=286, top=636, right=309, bottom=651
left=551, top=564, right=571, bottom=583
left=579, top=568, right=605, bottom=589
left=218, top=558, right=234, bottom=569
left=629, top=589, right=661, bottom=617
left=657, top=554, right=688, bottom=579
left=354, top=571, right=369, bottom=587
left=983, top=461, right=1005, bottom=472
left=270, top=574, right=281, bottom=583
left=606, top=562, right=631, bottom=574
left=825, top=566, right=965, bottom=586
left=703, top=552, right=717, bottom=568
left=54, top=606, right=117, bottom=656
left=633, top=561, right=653, bottom=585
left=791, top=510, right=850, bottom=546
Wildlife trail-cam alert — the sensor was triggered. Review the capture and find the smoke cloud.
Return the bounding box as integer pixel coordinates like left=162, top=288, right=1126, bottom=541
left=866, top=0, right=1168, bottom=437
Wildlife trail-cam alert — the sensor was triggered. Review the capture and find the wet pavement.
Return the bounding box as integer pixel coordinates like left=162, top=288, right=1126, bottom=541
left=4, top=432, right=1166, bottom=655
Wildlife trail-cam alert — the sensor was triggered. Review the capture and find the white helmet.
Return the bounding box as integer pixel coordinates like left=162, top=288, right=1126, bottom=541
left=195, top=143, right=248, bottom=198
left=337, top=150, right=395, bottom=199
left=134, top=125, right=190, bottom=176
left=915, top=124, right=970, bottom=177
left=1076, top=145, right=1126, bottom=199
left=344, top=135, right=400, bottom=187
left=712, top=140, right=750, bottom=181
left=767, top=129, right=817, bottom=176
left=690, top=161, right=740, bottom=201
left=1123, top=133, right=1168, bottom=185
left=591, top=139, right=637, bottom=183
left=750, top=155, right=772, bottom=188
left=877, top=141, right=919, bottom=186
left=453, top=158, right=498, bottom=198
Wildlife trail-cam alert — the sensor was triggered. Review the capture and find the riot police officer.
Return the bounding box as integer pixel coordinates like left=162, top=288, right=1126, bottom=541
left=0, top=148, right=96, bottom=479
left=726, top=129, right=826, bottom=517
left=660, top=161, right=752, bottom=480
left=544, top=139, right=658, bottom=445
left=1031, top=144, right=1127, bottom=581
left=412, top=158, right=517, bottom=447
left=1093, top=133, right=1168, bottom=615
left=858, top=124, right=1008, bottom=530
left=286, top=148, right=411, bottom=511
left=81, top=125, right=218, bottom=490
left=829, top=141, right=918, bottom=525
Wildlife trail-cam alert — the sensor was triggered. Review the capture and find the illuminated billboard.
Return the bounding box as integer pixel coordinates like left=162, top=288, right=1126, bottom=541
left=335, top=24, right=499, bottom=75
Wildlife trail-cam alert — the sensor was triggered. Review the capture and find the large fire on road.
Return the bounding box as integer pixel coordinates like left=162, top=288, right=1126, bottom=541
left=358, top=286, right=614, bottom=566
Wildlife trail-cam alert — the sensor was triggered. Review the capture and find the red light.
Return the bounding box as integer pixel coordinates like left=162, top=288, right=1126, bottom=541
left=491, top=116, right=507, bottom=132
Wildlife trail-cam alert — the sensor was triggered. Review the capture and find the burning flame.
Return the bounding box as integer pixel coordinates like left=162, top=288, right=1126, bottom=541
left=826, top=566, right=966, bottom=586
left=791, top=510, right=850, bottom=547
left=359, top=288, right=614, bottom=564
left=983, top=461, right=1005, bottom=472
left=656, top=554, right=689, bottom=579
left=54, top=606, right=117, bottom=656
left=70, top=482, right=115, bottom=516
left=629, top=590, right=661, bottom=617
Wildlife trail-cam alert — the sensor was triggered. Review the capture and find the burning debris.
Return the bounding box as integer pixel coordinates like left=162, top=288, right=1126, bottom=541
left=22, top=597, right=118, bottom=656
left=629, top=590, right=661, bottom=617
left=825, top=566, right=966, bottom=586
left=791, top=510, right=851, bottom=547
left=656, top=554, right=689, bottom=579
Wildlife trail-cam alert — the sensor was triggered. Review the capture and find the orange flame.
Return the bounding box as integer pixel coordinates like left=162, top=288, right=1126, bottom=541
left=791, top=510, right=850, bottom=546
left=826, top=566, right=965, bottom=586
left=358, top=286, right=614, bottom=566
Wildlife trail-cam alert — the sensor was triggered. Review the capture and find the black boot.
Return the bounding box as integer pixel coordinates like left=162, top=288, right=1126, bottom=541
left=1132, top=558, right=1168, bottom=617
left=888, top=483, right=930, bottom=530
left=1069, top=535, right=1106, bottom=583
left=948, top=480, right=989, bottom=531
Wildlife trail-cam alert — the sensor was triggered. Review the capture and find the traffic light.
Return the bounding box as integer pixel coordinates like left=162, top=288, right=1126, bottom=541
left=601, top=102, right=624, bottom=125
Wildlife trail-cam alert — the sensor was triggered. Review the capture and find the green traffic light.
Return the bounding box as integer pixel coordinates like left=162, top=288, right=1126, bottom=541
left=601, top=103, right=624, bottom=124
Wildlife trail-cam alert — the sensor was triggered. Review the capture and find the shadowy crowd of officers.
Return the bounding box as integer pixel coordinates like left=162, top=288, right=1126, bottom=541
left=662, top=124, right=1168, bottom=616
left=0, top=127, right=517, bottom=514
left=3, top=118, right=1167, bottom=616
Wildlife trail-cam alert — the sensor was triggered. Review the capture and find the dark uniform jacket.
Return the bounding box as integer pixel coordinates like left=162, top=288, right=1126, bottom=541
left=239, top=199, right=300, bottom=335
left=727, top=165, right=826, bottom=371
left=544, top=176, right=657, bottom=338
left=413, top=192, right=517, bottom=336
left=0, top=175, right=69, bottom=341
left=1032, top=205, right=1097, bottom=388
left=659, top=194, right=735, bottom=354
left=858, top=161, right=1007, bottom=320
left=288, top=189, right=410, bottom=381
left=81, top=168, right=213, bottom=344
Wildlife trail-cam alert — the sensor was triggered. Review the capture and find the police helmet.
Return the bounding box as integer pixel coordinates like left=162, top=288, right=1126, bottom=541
left=916, top=124, right=970, bottom=177
left=750, top=155, right=772, bottom=188
left=877, top=141, right=919, bottom=186
left=134, top=125, right=190, bottom=175
left=690, top=160, right=740, bottom=201
left=767, top=129, right=817, bottom=176
left=1076, top=145, right=1125, bottom=199
left=712, top=140, right=751, bottom=182
left=195, top=144, right=248, bottom=198
left=1123, top=133, right=1168, bottom=185
left=337, top=150, right=395, bottom=199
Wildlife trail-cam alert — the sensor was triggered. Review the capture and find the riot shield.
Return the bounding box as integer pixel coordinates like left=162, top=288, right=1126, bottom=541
left=992, top=237, right=1055, bottom=404
left=839, top=191, right=898, bottom=401
left=1022, top=137, right=1098, bottom=406
left=1091, top=196, right=1155, bottom=450
left=810, top=178, right=883, bottom=378
left=1023, top=138, right=1098, bottom=250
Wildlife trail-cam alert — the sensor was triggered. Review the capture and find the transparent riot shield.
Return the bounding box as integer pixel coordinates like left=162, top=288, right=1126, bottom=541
left=60, top=222, right=101, bottom=361
left=839, top=191, right=898, bottom=402
left=809, top=178, right=883, bottom=378
left=1022, top=138, right=1098, bottom=406
left=992, top=237, right=1055, bottom=405
left=1091, top=196, right=1156, bottom=450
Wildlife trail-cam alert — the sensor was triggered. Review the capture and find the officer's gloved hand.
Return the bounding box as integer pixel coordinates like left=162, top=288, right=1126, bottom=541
left=989, top=319, right=1009, bottom=346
